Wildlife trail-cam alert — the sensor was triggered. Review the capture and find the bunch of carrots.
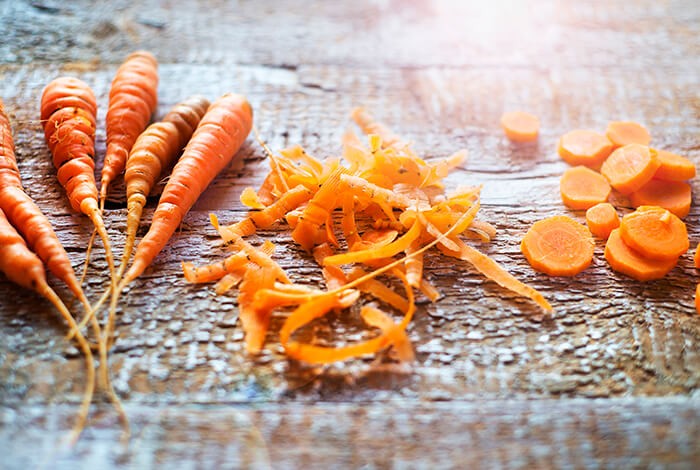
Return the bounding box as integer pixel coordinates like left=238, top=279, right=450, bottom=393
left=183, top=108, right=551, bottom=365
left=0, top=50, right=253, bottom=443
left=515, top=119, right=697, bottom=311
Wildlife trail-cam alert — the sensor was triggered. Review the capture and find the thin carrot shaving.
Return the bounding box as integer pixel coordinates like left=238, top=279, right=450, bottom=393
left=187, top=108, right=550, bottom=364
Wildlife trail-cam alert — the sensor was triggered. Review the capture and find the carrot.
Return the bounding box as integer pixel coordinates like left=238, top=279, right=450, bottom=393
left=0, top=207, right=95, bottom=444
left=653, top=149, right=696, bottom=181
left=521, top=215, right=594, bottom=277
left=696, top=284, right=700, bottom=315
left=557, top=129, right=613, bottom=168
left=121, top=95, right=210, bottom=276
left=122, top=93, right=253, bottom=285
left=585, top=202, right=619, bottom=239
left=351, top=107, right=402, bottom=149
left=695, top=243, right=700, bottom=269
left=559, top=165, right=611, bottom=210
left=600, top=144, right=660, bottom=194
left=500, top=111, right=539, bottom=143
left=604, top=228, right=677, bottom=281
left=606, top=121, right=651, bottom=147
left=619, top=205, right=688, bottom=261
left=629, top=179, right=691, bottom=219
left=100, top=51, right=159, bottom=205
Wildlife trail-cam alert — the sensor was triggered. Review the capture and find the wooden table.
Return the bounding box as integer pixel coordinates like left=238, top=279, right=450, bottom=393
left=1, top=0, right=699, bottom=467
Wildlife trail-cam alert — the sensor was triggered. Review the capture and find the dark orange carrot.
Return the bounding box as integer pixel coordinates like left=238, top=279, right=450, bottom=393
left=0, top=207, right=94, bottom=444
left=100, top=51, right=159, bottom=205
left=557, top=129, right=613, bottom=168
left=653, top=149, right=696, bottom=181
left=629, top=179, right=691, bottom=219
left=585, top=202, right=619, bottom=239
left=600, top=144, right=660, bottom=194
left=619, top=206, right=688, bottom=261
left=500, top=111, right=539, bottom=142
left=604, top=228, right=677, bottom=281
left=606, top=121, right=651, bottom=147
left=559, top=165, right=611, bottom=210
left=521, top=215, right=594, bottom=277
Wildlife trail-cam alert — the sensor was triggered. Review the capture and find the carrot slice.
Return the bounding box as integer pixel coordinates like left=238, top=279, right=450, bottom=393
left=500, top=111, right=539, bottom=142
left=653, top=150, right=696, bottom=182
left=696, top=284, right=700, bottom=315
left=629, top=179, right=691, bottom=219
left=600, top=144, right=660, bottom=194
left=619, top=206, right=688, bottom=261
left=560, top=166, right=611, bottom=210
left=604, top=228, right=677, bottom=281
left=557, top=130, right=613, bottom=168
left=521, top=215, right=594, bottom=277
left=585, top=202, right=619, bottom=239
left=606, top=121, right=651, bottom=147
left=694, top=243, right=700, bottom=269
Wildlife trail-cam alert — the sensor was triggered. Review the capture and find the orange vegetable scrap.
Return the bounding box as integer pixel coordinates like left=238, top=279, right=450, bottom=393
left=557, top=130, right=613, bottom=168
left=629, top=179, right=691, bottom=219
left=585, top=203, right=619, bottom=239
left=619, top=206, right=688, bottom=261
left=521, top=215, right=594, bottom=277
left=653, top=150, right=696, bottom=182
left=695, top=243, right=700, bottom=269
left=559, top=166, right=611, bottom=210
left=184, top=109, right=551, bottom=365
left=605, top=121, right=651, bottom=148
left=600, top=144, right=659, bottom=194
left=696, top=284, right=700, bottom=315
left=500, top=111, right=539, bottom=143
left=604, top=228, right=677, bottom=281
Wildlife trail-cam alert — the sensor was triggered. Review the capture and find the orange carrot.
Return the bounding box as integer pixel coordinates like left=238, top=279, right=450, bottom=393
left=606, top=121, right=651, bottom=147
left=696, top=284, right=700, bottom=315
left=557, top=129, right=613, bottom=168
left=0, top=207, right=94, bottom=444
left=600, top=144, right=660, bottom=194
left=559, top=165, right=611, bottom=210
left=500, top=111, right=539, bottom=142
left=100, top=51, right=159, bottom=205
left=653, top=149, right=696, bottom=181
left=351, top=107, right=402, bottom=149
left=619, top=206, right=688, bottom=261
left=121, top=95, right=210, bottom=276
left=604, top=228, right=677, bottom=281
left=585, top=202, right=619, bottom=239
left=695, top=243, right=700, bottom=269
left=521, top=215, right=594, bottom=277
left=629, top=179, right=691, bottom=219
left=122, top=93, right=253, bottom=284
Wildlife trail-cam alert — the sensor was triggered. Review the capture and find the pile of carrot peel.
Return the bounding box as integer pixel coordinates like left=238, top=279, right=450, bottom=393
left=184, top=108, right=551, bottom=365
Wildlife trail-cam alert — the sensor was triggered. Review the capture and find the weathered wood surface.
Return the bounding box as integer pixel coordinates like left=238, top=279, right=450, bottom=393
left=1, top=0, right=699, bottom=468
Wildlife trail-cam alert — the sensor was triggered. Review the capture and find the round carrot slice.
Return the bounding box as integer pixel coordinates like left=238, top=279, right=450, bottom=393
left=606, top=121, right=651, bottom=147
left=653, top=149, right=696, bottom=181
left=600, top=144, right=660, bottom=194
left=629, top=179, right=691, bottom=219
left=585, top=202, right=619, bottom=239
left=521, top=215, right=594, bottom=277
left=557, top=130, right=613, bottom=168
left=619, top=206, right=689, bottom=261
left=604, top=228, right=677, bottom=281
left=500, top=111, right=539, bottom=142
left=560, top=166, right=611, bottom=210
left=694, top=243, right=700, bottom=269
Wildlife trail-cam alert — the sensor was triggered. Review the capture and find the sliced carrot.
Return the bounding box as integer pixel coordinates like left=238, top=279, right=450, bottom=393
left=600, top=144, right=660, bottom=194
left=560, top=166, right=611, bottom=210
left=606, top=121, right=651, bottom=147
left=629, top=179, right=691, bottom=218
left=604, top=228, right=677, bottom=281
left=696, top=284, right=700, bottom=315
left=694, top=243, right=700, bottom=269
left=653, top=150, right=696, bottom=181
left=619, top=206, right=688, bottom=261
left=585, top=202, right=619, bottom=239
left=500, top=111, right=539, bottom=142
left=557, top=130, right=613, bottom=168
left=521, top=215, right=594, bottom=277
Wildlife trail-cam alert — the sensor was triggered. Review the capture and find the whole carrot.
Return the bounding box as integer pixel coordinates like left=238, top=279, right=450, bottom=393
left=0, top=207, right=94, bottom=444
left=100, top=50, right=158, bottom=205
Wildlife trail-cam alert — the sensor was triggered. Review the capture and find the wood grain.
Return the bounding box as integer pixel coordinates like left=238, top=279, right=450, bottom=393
left=0, top=0, right=699, bottom=467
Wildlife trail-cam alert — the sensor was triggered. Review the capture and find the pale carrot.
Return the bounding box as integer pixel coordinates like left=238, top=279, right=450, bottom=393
left=557, top=129, right=613, bottom=168
left=585, top=202, right=619, bottom=239
left=600, top=144, right=660, bottom=194
left=559, top=165, right=611, bottom=210
left=521, top=215, right=594, bottom=277
left=653, top=149, right=696, bottom=181
left=619, top=206, right=688, bottom=261
left=606, top=121, right=651, bottom=147
left=604, top=228, right=677, bottom=281
left=500, top=111, right=539, bottom=142
left=629, top=179, right=691, bottom=219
